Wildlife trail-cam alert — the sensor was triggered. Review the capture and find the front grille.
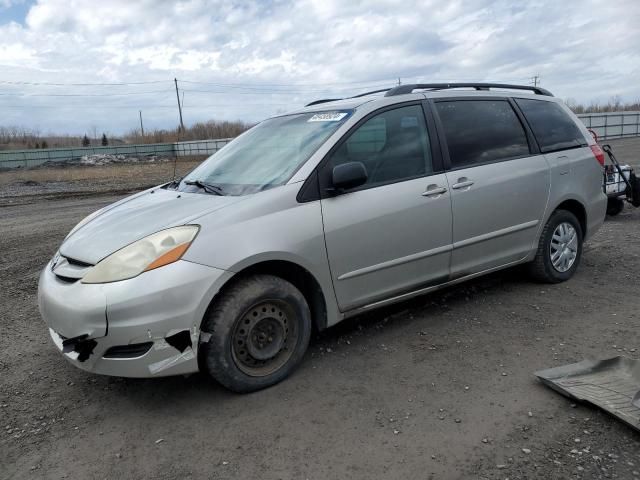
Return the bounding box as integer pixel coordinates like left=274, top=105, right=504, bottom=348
left=53, top=274, right=77, bottom=283
left=103, top=342, right=153, bottom=359
left=64, top=256, right=93, bottom=268
left=52, top=255, right=93, bottom=282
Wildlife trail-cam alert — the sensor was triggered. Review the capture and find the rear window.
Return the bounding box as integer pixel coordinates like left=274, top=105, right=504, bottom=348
left=515, top=98, right=587, bottom=153
left=434, top=100, right=530, bottom=168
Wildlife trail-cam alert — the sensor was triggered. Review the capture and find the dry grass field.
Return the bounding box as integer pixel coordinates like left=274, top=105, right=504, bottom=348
left=0, top=159, right=202, bottom=186
left=0, top=158, right=205, bottom=203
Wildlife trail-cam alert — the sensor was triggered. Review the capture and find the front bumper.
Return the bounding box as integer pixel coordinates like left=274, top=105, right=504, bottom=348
left=38, top=259, right=231, bottom=377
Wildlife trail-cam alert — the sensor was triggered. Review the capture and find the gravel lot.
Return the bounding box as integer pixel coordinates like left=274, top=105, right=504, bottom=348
left=0, top=158, right=201, bottom=205
left=1, top=142, right=640, bottom=479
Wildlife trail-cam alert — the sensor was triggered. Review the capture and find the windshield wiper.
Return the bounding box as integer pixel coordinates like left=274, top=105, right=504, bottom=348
left=184, top=180, right=226, bottom=196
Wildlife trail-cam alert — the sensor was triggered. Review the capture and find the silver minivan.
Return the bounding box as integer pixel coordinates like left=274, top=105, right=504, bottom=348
left=38, top=83, right=607, bottom=392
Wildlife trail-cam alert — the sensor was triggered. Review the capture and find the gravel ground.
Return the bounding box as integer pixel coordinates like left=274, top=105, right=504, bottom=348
left=1, top=177, right=640, bottom=479
left=0, top=159, right=201, bottom=205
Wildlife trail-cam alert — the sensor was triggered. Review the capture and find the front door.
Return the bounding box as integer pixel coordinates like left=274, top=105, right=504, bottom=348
left=319, top=104, right=453, bottom=311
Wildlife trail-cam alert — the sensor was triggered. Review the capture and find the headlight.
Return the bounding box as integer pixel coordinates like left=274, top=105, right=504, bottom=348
left=81, top=225, right=200, bottom=284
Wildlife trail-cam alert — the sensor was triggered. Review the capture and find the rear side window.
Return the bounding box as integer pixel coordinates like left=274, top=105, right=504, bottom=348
left=515, top=98, right=586, bottom=153
left=435, top=100, right=530, bottom=168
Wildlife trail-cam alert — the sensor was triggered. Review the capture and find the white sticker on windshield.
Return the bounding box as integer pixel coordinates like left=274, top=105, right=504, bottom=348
left=308, top=112, right=348, bottom=122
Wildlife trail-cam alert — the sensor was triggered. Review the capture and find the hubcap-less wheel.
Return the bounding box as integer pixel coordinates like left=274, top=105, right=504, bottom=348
left=549, top=222, right=578, bottom=272
left=231, top=300, right=298, bottom=377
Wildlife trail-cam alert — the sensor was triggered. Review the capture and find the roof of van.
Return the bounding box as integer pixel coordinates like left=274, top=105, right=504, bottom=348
left=294, top=83, right=555, bottom=113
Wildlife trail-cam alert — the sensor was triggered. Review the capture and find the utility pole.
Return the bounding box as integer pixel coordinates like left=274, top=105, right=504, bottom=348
left=397, top=77, right=401, bottom=86
left=531, top=74, right=540, bottom=87
left=174, top=78, right=185, bottom=132
left=139, top=110, right=144, bottom=137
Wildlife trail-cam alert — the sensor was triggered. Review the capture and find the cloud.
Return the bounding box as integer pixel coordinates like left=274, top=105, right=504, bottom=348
left=0, top=0, right=26, bottom=8
left=0, top=0, right=638, bottom=134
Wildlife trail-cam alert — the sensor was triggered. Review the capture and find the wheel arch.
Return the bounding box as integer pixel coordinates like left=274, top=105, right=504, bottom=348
left=553, top=198, right=587, bottom=237
left=205, top=259, right=331, bottom=334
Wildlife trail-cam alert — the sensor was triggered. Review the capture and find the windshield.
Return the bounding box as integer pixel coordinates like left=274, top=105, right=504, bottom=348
left=179, top=110, right=352, bottom=195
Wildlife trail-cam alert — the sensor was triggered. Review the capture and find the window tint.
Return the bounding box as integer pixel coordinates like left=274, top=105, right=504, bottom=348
left=515, top=98, right=586, bottom=153
left=326, top=105, right=432, bottom=188
left=435, top=100, right=530, bottom=168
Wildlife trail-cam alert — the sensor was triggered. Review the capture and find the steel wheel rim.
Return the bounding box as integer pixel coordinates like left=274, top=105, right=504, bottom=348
left=231, top=300, right=299, bottom=377
left=549, top=222, right=578, bottom=273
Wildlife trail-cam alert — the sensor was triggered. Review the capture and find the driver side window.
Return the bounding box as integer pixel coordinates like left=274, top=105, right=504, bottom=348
left=326, top=104, right=433, bottom=189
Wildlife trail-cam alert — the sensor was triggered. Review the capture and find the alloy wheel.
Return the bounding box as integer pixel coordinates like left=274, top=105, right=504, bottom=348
left=549, top=222, right=578, bottom=273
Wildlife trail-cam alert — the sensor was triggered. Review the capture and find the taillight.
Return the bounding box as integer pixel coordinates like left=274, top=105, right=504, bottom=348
left=590, top=144, right=605, bottom=167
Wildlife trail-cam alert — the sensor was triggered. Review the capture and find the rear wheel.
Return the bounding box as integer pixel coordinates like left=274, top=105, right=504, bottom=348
left=528, top=210, right=583, bottom=283
left=199, top=274, right=311, bottom=393
left=628, top=173, right=640, bottom=208
left=606, top=197, right=624, bottom=216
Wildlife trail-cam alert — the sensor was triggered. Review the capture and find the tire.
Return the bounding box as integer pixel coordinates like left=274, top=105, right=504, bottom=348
left=199, top=274, right=311, bottom=393
left=628, top=172, right=640, bottom=208
left=528, top=210, right=583, bottom=283
left=606, top=197, right=625, bottom=216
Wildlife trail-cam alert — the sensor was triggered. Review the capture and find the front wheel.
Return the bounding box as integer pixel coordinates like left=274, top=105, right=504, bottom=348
left=199, top=274, right=311, bottom=393
left=528, top=210, right=583, bottom=283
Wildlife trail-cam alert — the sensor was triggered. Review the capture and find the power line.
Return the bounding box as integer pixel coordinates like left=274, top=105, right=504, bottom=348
left=0, top=103, right=294, bottom=109
left=0, top=76, right=538, bottom=90
left=180, top=85, right=390, bottom=95
left=0, top=80, right=171, bottom=86
left=176, top=76, right=406, bottom=87
left=0, top=89, right=174, bottom=97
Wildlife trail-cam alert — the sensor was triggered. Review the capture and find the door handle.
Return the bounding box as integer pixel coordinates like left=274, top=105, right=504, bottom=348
left=422, top=185, right=447, bottom=197
left=452, top=179, right=474, bottom=189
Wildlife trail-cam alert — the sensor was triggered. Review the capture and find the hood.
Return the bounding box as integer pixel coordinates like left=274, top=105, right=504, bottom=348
left=60, top=188, right=243, bottom=264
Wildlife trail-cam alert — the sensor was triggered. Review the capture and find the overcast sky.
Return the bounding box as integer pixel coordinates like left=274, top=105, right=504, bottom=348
left=0, top=0, right=638, bottom=136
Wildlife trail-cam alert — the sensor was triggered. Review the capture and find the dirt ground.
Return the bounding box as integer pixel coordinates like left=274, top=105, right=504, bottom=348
left=0, top=159, right=202, bottom=205
left=1, top=152, right=640, bottom=479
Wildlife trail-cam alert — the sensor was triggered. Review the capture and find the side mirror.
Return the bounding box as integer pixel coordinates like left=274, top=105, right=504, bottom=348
left=331, top=162, right=368, bottom=191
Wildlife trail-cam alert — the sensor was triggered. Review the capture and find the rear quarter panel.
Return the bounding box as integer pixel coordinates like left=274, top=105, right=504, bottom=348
left=538, top=102, right=606, bottom=245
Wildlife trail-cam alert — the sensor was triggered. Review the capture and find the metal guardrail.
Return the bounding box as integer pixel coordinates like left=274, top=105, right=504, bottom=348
left=0, top=138, right=233, bottom=169
left=577, top=111, right=640, bottom=140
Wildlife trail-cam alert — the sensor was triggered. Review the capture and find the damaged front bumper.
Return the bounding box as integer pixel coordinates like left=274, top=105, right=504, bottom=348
left=38, top=259, right=231, bottom=377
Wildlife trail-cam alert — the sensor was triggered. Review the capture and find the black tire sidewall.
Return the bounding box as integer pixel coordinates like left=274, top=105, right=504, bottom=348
left=200, top=275, right=311, bottom=393
left=606, top=198, right=624, bottom=216
left=540, top=210, right=583, bottom=282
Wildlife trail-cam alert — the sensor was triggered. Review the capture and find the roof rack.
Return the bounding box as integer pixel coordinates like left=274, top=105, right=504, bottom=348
left=304, top=83, right=553, bottom=107
left=384, top=83, right=553, bottom=97
left=305, top=88, right=392, bottom=107
left=350, top=88, right=392, bottom=98
left=305, top=98, right=343, bottom=107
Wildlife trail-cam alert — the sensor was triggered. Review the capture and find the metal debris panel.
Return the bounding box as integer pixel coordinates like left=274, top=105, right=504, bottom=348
left=535, top=357, right=640, bottom=432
